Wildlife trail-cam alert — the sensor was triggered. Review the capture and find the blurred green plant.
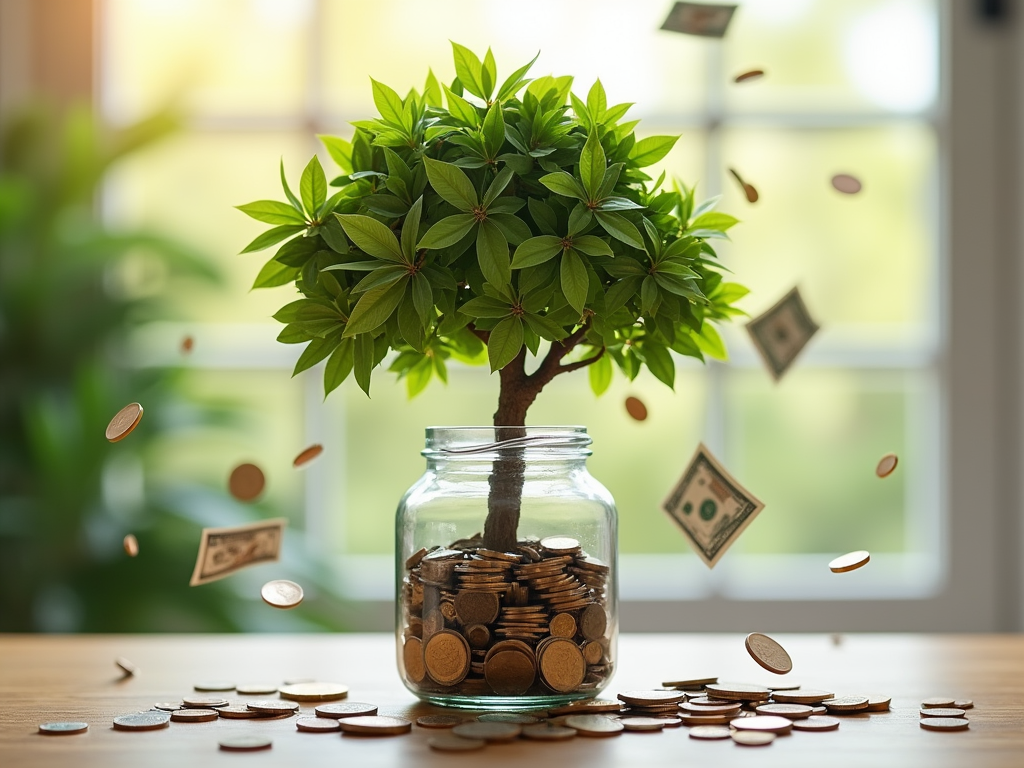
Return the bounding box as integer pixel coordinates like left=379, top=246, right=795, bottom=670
left=0, top=103, right=351, bottom=632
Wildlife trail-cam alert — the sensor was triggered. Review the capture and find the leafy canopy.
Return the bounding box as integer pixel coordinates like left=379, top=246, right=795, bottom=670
left=238, top=44, right=748, bottom=399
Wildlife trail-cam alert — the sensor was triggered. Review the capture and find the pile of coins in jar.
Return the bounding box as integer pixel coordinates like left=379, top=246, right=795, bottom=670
left=400, top=535, right=612, bottom=698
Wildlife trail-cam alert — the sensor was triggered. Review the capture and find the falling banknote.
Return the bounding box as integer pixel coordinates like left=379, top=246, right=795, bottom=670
left=662, top=443, right=765, bottom=568
left=660, top=2, right=738, bottom=38
left=746, top=286, right=820, bottom=381
left=189, top=518, right=287, bottom=586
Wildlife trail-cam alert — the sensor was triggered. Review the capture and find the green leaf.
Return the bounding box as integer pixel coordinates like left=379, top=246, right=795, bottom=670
left=628, top=135, right=680, bottom=167
left=354, top=333, right=373, bottom=395
left=570, top=92, right=593, bottom=132
left=459, top=295, right=512, bottom=318
left=443, top=83, right=480, bottom=127
left=424, top=158, right=478, bottom=211
left=336, top=214, right=406, bottom=263
left=370, top=77, right=405, bottom=127
left=344, top=276, right=409, bottom=336
left=641, top=274, right=659, bottom=313
left=595, top=210, right=645, bottom=249
left=588, top=351, right=612, bottom=395
left=579, top=131, right=606, bottom=201
left=324, top=338, right=354, bottom=396
left=511, top=235, right=562, bottom=269
left=496, top=51, right=539, bottom=102
left=320, top=215, right=349, bottom=252
left=572, top=234, right=613, bottom=257
left=567, top=203, right=593, bottom=236
left=488, top=213, right=532, bottom=245
left=487, top=315, right=524, bottom=372
left=237, top=200, right=306, bottom=225
left=451, top=42, right=486, bottom=99
left=690, top=211, right=739, bottom=232
left=587, top=79, right=607, bottom=122
left=539, top=172, right=587, bottom=201
left=321, top=260, right=381, bottom=272
left=278, top=159, right=305, bottom=213
left=713, top=282, right=751, bottom=304
left=424, top=69, right=443, bottom=107
left=643, top=342, right=675, bottom=387
left=240, top=224, right=305, bottom=254
left=411, top=272, right=433, bottom=323
left=481, top=47, right=497, bottom=99
left=253, top=257, right=299, bottom=288
left=418, top=213, right=477, bottom=249
left=293, top=335, right=341, bottom=376
left=363, top=194, right=409, bottom=217
left=560, top=248, right=589, bottom=314
left=523, top=312, right=569, bottom=341
left=300, top=156, right=327, bottom=219
left=604, top=276, right=641, bottom=314
left=405, top=357, right=433, bottom=397
left=528, top=197, right=558, bottom=235
left=694, top=321, right=728, bottom=360
left=476, top=219, right=511, bottom=287
left=401, top=196, right=423, bottom=261
left=482, top=166, right=514, bottom=207
left=318, top=136, right=352, bottom=173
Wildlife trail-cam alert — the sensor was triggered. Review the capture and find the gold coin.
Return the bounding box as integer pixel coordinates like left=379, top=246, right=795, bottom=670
left=549, top=613, right=577, bottom=638
left=181, top=336, right=194, bottom=354
left=829, top=550, right=870, bottom=573
left=39, top=722, right=89, bottom=735
left=744, top=632, right=793, bottom=675
left=452, top=721, right=522, bottom=741
left=246, top=700, right=299, bottom=715
left=522, top=723, right=577, bottom=740
left=831, top=173, right=863, bottom=195
left=293, top=444, right=324, bottom=468
left=122, top=534, right=139, bottom=558
left=620, top=717, right=667, bottom=732
left=236, top=684, right=278, bottom=696
left=170, top=708, right=219, bottom=723
left=484, top=650, right=536, bottom=696
left=823, top=696, right=870, bottom=713
left=454, top=590, right=500, bottom=625
left=219, top=736, right=272, bottom=751
left=792, top=715, right=840, bottom=731
left=732, top=730, right=776, bottom=746
left=689, top=725, right=732, bottom=740
left=193, top=680, right=234, bottom=692
left=733, top=68, right=765, bottom=83
left=113, top=712, right=170, bottom=731
left=315, top=702, right=378, bottom=719
left=228, top=462, right=265, bottom=502
left=866, top=696, right=891, bottom=712
left=403, top=637, right=426, bottom=683
left=580, top=604, right=607, bottom=641
left=416, top=714, right=464, bottom=728
left=261, top=579, right=303, bottom=609
left=105, top=402, right=143, bottom=442
left=296, top=716, right=341, bottom=732
left=539, top=638, right=586, bottom=693
left=876, top=452, right=898, bottom=477
left=731, top=715, right=793, bottom=733
left=278, top=682, right=348, bottom=702
left=919, top=717, right=969, bottom=731
left=564, top=714, right=624, bottom=737
left=922, top=697, right=956, bottom=708
left=755, top=703, right=813, bottom=719
left=428, top=734, right=486, bottom=751
left=704, top=682, right=771, bottom=702
left=217, top=706, right=260, bottom=719
left=423, top=630, right=471, bottom=687
left=115, top=656, right=136, bottom=675
left=921, top=708, right=967, bottom=718
left=625, top=396, right=648, bottom=421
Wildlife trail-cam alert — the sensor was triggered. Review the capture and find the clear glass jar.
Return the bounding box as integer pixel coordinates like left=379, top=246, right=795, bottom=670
left=395, top=426, right=618, bottom=710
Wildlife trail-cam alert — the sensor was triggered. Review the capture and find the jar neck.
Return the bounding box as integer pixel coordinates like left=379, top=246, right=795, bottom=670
left=422, top=426, right=593, bottom=470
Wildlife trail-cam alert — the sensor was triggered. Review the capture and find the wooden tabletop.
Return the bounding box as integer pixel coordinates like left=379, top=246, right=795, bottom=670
left=1, top=633, right=1022, bottom=767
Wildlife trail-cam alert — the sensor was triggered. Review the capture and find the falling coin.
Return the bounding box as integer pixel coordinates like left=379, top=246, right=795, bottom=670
left=261, top=579, right=304, bottom=609
left=219, top=736, right=272, bottom=752
left=122, top=534, right=139, bottom=558
left=728, top=168, right=759, bottom=203
left=105, top=403, right=144, bottom=443
left=876, top=452, right=899, bottom=477
left=829, top=550, right=871, bottom=573
left=428, top=734, right=487, bottom=751
left=115, top=657, right=137, bottom=676
left=831, top=173, right=862, bottom=195
left=39, top=722, right=89, bottom=735
left=920, top=717, right=970, bottom=731
left=229, top=463, right=265, bottom=502
left=625, top=396, right=648, bottom=421
left=293, top=444, right=324, bottom=468
left=744, top=633, right=793, bottom=675
left=181, top=336, right=194, bottom=354
left=733, top=68, right=765, bottom=83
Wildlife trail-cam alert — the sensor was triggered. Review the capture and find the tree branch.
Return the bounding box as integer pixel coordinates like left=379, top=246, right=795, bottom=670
left=467, top=322, right=490, bottom=343
left=555, top=346, right=606, bottom=375
left=529, top=318, right=592, bottom=386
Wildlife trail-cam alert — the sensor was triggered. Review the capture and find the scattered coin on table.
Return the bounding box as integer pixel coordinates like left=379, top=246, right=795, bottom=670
left=744, top=632, right=793, bottom=675
left=705, top=682, right=771, bottom=701
left=620, top=717, right=667, bottom=732
left=547, top=700, right=623, bottom=716
left=625, top=396, right=648, bottom=421
left=182, top=696, right=229, bottom=708
left=452, top=721, right=522, bottom=742
left=193, top=681, right=234, bottom=692
left=823, top=696, right=869, bottom=713
left=278, top=681, right=348, bottom=702
left=113, top=712, right=170, bottom=731
left=732, top=730, right=776, bottom=746
left=689, top=725, right=732, bottom=739
left=293, top=444, right=324, bottom=468
left=217, top=706, right=260, bottom=719
left=123, top=534, right=139, bottom=557
left=829, top=550, right=871, bottom=573
left=39, top=722, right=89, bottom=735
left=731, top=715, right=793, bottom=734
left=564, top=714, right=624, bottom=737
left=106, top=402, right=144, bottom=442
left=228, top=462, right=265, bottom=502
left=171, top=709, right=220, bottom=723
left=921, top=708, right=967, bottom=718
left=831, top=173, right=863, bottom=195
left=296, top=717, right=341, bottom=732
left=521, top=723, right=577, bottom=740
left=792, top=715, right=840, bottom=731
left=772, top=688, right=834, bottom=704
left=755, top=703, right=813, bottom=719
left=219, top=736, right=272, bottom=752
left=866, top=696, right=892, bottom=712
left=153, top=703, right=182, bottom=711
left=246, top=700, right=299, bottom=715
left=922, top=697, right=956, bottom=708
left=954, top=700, right=974, bottom=709
left=338, top=715, right=413, bottom=736
left=260, top=579, right=303, bottom=609
left=115, top=656, right=137, bottom=676
left=235, top=684, right=277, bottom=696
left=662, top=676, right=717, bottom=688
left=315, top=702, right=378, bottom=719
left=920, top=717, right=970, bottom=731
left=427, top=734, right=487, bottom=751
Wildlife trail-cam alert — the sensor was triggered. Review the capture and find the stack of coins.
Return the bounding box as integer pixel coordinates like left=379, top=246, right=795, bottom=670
left=401, top=535, right=613, bottom=698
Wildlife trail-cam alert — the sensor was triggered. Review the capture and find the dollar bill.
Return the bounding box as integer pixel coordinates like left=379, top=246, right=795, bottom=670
left=746, top=286, right=820, bottom=381
left=189, top=518, right=287, bottom=586
left=660, top=1, right=737, bottom=38
left=662, top=443, right=765, bottom=568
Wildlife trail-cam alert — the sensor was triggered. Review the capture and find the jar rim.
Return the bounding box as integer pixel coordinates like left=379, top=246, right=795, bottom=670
left=422, top=426, right=592, bottom=457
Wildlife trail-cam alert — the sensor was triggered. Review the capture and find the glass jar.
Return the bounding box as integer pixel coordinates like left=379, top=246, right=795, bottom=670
left=395, top=426, right=618, bottom=710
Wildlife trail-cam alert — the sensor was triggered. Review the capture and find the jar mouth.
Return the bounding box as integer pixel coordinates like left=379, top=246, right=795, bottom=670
left=423, top=426, right=592, bottom=457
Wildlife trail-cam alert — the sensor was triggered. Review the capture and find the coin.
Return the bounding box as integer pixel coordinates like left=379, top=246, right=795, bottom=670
left=704, top=682, right=771, bottom=702
left=403, top=637, right=426, bottom=683
left=39, top=722, right=89, bottom=735
left=478, top=713, right=539, bottom=724
left=922, top=697, right=956, bottom=708
left=681, top=713, right=736, bottom=726
left=792, top=715, right=840, bottom=731
left=338, top=715, right=412, bottom=736
left=549, top=613, right=577, bottom=638
left=236, top=684, right=278, bottom=696
left=522, top=723, right=577, bottom=740
left=831, top=173, right=863, bottom=195
left=416, top=714, right=464, bottom=728
left=113, top=711, right=170, bottom=731
left=153, top=703, right=182, bottom=711
left=218, top=706, right=260, bottom=719
left=219, top=736, right=272, bottom=751
left=866, top=696, right=892, bottom=712
left=689, top=725, right=732, bottom=740
left=583, top=641, right=604, bottom=664
left=454, top=590, right=500, bottom=625
left=662, top=676, right=717, bottom=688
left=261, top=579, right=304, bottom=609
left=731, top=715, right=793, bottom=733
left=485, top=650, right=536, bottom=696
left=828, top=550, right=871, bottom=573
left=115, top=656, right=136, bottom=675
left=315, top=702, right=378, bottom=719
left=293, top=444, right=324, bottom=468
left=246, top=700, right=299, bottom=715
left=452, top=721, right=522, bottom=741
left=620, top=717, right=667, bottom=732
left=681, top=702, right=741, bottom=715
left=547, top=700, right=623, bottom=716
left=193, top=681, right=235, bottom=692
left=876, top=452, right=898, bottom=477
left=744, top=633, right=793, bottom=675
left=755, top=703, right=813, bottom=719
left=427, top=734, right=487, bottom=751
left=123, top=534, right=139, bottom=557
left=278, top=682, right=349, bottom=702
left=296, top=716, right=341, bottom=732
left=732, top=730, right=775, bottom=746
left=954, top=700, right=974, bottom=709
left=823, top=696, right=870, bottom=713
left=182, top=696, right=230, bottom=708
left=772, top=688, right=834, bottom=704
left=733, top=69, right=765, bottom=83
left=424, top=630, right=471, bottom=687
left=540, top=536, right=580, bottom=553
left=171, top=708, right=219, bottom=723
left=921, top=708, right=967, bottom=718
left=181, top=335, right=194, bottom=354
left=564, top=714, right=624, bottom=736
left=919, top=717, right=969, bottom=731
left=625, top=396, right=648, bottom=421
left=580, top=604, right=607, bottom=641
left=106, top=403, right=144, bottom=442
left=228, top=462, right=265, bottom=502
left=538, top=638, right=586, bottom=693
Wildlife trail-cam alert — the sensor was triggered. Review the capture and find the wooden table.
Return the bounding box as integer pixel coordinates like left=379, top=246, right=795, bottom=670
left=1, top=633, right=1022, bottom=767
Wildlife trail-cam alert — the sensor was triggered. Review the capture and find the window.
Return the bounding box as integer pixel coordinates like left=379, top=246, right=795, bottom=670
left=101, top=0, right=991, bottom=630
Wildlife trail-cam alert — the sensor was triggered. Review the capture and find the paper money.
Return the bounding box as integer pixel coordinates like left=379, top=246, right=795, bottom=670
left=661, top=443, right=765, bottom=568
left=189, top=518, right=287, bottom=586
left=746, top=286, right=819, bottom=381
left=660, top=2, right=737, bottom=38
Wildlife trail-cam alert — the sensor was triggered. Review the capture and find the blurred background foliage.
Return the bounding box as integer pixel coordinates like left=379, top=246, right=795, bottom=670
left=0, top=102, right=351, bottom=631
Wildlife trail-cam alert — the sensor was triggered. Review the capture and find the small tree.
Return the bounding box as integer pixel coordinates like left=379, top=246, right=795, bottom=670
left=238, top=45, right=748, bottom=552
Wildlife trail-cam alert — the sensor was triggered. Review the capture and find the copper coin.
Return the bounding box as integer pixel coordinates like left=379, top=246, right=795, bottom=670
left=113, top=712, right=170, bottom=731
left=236, top=684, right=278, bottom=696
left=792, top=715, right=840, bottom=731
left=732, top=715, right=792, bottom=733
left=681, top=713, right=735, bottom=726
left=261, top=579, right=303, bottom=609
left=522, top=723, right=577, bottom=740
left=733, top=68, right=765, bottom=83
left=681, top=702, right=741, bottom=715
left=689, top=725, right=732, bottom=740
left=416, top=714, right=464, bottom=728
left=170, top=708, right=219, bottom=723
left=182, top=696, right=229, bottom=708
left=829, top=551, right=871, bottom=573
left=293, top=444, right=324, bottom=468
left=704, top=682, right=771, bottom=701
left=831, top=173, right=863, bottom=195
left=427, top=734, right=486, bottom=751
left=755, top=703, right=813, bottom=719
left=922, top=697, right=956, bottom=708
left=662, top=676, right=717, bottom=688
left=625, top=396, right=648, bottom=421
left=452, top=721, right=522, bottom=741
left=403, top=637, right=426, bottom=683
left=538, top=638, right=586, bottom=693
left=115, top=656, right=136, bottom=675
left=549, top=613, right=577, bottom=638
left=181, top=336, right=194, bottom=354
left=219, top=736, right=272, bottom=751
left=153, top=703, right=182, bottom=711
left=218, top=706, right=260, bottom=719
left=316, top=702, right=378, bottom=719
left=823, top=696, right=870, bottom=712
left=39, top=722, right=89, bottom=735
left=921, top=708, right=967, bottom=718
left=620, top=717, right=667, bottom=732
left=564, top=714, right=624, bottom=737
left=580, top=604, right=607, bottom=641
left=866, top=696, right=892, bottom=712
left=732, top=730, right=776, bottom=746
left=278, top=682, right=348, bottom=702
left=193, top=681, right=234, bottom=692
left=105, top=402, right=143, bottom=442
left=122, top=534, right=139, bottom=557
left=423, top=630, right=471, bottom=687
left=485, top=650, right=536, bottom=696
left=339, top=715, right=412, bottom=736
left=297, top=716, right=341, bottom=732
left=772, top=689, right=834, bottom=704
left=228, top=462, right=265, bottom=502
left=920, top=717, right=969, bottom=731
left=454, top=590, right=500, bottom=625
left=876, top=452, right=899, bottom=477
left=744, top=632, right=793, bottom=674
left=246, top=700, right=299, bottom=715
